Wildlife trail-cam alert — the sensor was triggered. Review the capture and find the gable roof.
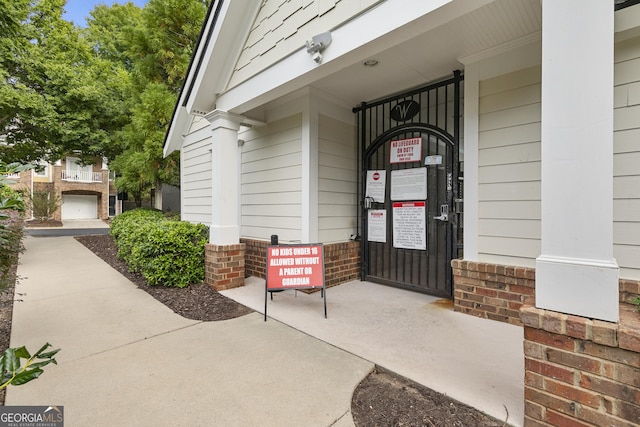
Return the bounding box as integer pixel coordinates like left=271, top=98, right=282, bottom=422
left=164, top=0, right=260, bottom=155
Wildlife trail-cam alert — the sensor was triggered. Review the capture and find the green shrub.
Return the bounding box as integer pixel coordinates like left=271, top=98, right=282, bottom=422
left=110, top=208, right=165, bottom=241
left=129, top=221, right=208, bottom=288
left=0, top=169, right=26, bottom=290
left=0, top=209, right=24, bottom=291
left=30, top=191, right=60, bottom=221
left=0, top=186, right=26, bottom=213
left=110, top=208, right=208, bottom=288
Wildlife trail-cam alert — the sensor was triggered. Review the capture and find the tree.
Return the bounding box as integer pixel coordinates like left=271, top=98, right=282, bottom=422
left=102, top=0, right=208, bottom=206
left=0, top=0, right=130, bottom=165
left=0, top=0, right=208, bottom=206
left=86, top=2, right=142, bottom=70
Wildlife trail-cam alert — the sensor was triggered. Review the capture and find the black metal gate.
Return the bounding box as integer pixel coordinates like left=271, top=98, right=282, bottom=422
left=355, top=71, right=463, bottom=297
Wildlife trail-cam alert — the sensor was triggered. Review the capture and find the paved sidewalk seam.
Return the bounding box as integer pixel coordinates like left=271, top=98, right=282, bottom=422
left=52, top=320, right=205, bottom=365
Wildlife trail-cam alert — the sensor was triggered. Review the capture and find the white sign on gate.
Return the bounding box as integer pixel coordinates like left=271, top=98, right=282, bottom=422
left=393, top=201, right=426, bottom=250
left=390, top=168, right=427, bottom=201
left=367, top=209, right=387, bottom=243
left=365, top=170, right=386, bottom=203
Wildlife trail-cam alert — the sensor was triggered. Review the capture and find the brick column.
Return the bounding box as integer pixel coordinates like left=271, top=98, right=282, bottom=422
left=521, top=301, right=640, bottom=426
left=205, top=243, right=245, bottom=291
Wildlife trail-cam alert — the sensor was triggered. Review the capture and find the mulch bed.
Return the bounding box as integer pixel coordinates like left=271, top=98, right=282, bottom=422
left=352, top=368, right=508, bottom=427
left=74, top=235, right=253, bottom=321
left=1, top=233, right=510, bottom=426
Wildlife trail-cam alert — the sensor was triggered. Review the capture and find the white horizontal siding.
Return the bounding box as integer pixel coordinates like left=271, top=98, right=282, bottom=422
left=242, top=192, right=301, bottom=205
left=476, top=122, right=540, bottom=149
left=479, top=218, right=540, bottom=240
left=477, top=65, right=541, bottom=266
left=614, top=35, right=640, bottom=279
left=478, top=201, right=540, bottom=220
left=478, top=236, right=540, bottom=260
left=181, top=127, right=212, bottom=225
left=240, top=114, right=303, bottom=241
left=317, top=114, right=356, bottom=243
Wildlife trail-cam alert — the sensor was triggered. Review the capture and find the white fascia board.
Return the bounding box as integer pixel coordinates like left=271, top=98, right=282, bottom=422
left=164, top=0, right=222, bottom=156
left=187, top=0, right=261, bottom=116
left=164, top=0, right=259, bottom=156
left=164, top=107, right=190, bottom=156
left=616, top=2, right=640, bottom=41
left=216, top=0, right=494, bottom=113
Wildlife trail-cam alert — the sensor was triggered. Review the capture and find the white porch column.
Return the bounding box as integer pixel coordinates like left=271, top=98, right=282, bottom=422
left=205, top=110, right=243, bottom=245
left=536, top=0, right=618, bottom=321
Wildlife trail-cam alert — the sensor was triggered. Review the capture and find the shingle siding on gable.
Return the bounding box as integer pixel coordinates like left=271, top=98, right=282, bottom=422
left=228, top=0, right=384, bottom=89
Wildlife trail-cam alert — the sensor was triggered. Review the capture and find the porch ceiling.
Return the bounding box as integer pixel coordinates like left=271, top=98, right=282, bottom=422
left=245, top=0, right=541, bottom=116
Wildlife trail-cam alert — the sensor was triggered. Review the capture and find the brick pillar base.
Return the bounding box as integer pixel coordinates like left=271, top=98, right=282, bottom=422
left=205, top=243, right=245, bottom=291
left=520, top=300, right=640, bottom=426
left=452, top=260, right=535, bottom=326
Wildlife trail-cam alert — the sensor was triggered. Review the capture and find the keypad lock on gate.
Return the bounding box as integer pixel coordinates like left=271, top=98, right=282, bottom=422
left=433, top=204, right=449, bottom=222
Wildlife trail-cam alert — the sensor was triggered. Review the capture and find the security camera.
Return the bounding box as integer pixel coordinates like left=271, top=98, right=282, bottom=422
left=306, top=31, right=332, bottom=64
left=311, top=32, right=332, bottom=49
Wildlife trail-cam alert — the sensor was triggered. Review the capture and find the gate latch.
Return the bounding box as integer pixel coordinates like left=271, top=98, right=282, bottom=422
left=433, top=204, right=449, bottom=222
left=364, top=196, right=375, bottom=210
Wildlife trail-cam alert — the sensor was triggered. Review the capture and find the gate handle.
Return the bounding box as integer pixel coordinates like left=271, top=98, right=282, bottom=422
left=433, top=204, right=449, bottom=222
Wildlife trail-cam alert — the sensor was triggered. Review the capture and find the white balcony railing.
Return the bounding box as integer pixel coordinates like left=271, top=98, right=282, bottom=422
left=61, top=170, right=103, bottom=183
left=1, top=173, right=21, bottom=180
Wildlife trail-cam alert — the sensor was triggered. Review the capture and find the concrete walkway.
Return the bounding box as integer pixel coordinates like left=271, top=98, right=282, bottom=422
left=7, top=237, right=372, bottom=426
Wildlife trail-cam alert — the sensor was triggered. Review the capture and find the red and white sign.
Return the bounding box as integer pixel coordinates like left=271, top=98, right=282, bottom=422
left=266, top=244, right=325, bottom=290
left=390, top=137, right=422, bottom=163
left=365, top=170, right=386, bottom=202
left=392, top=201, right=426, bottom=250
left=367, top=209, right=387, bottom=243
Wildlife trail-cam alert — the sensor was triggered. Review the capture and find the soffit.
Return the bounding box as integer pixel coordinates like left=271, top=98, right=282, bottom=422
left=241, top=0, right=542, bottom=118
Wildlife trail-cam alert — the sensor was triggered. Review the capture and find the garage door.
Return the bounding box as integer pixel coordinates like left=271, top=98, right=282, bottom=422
left=62, top=195, right=98, bottom=219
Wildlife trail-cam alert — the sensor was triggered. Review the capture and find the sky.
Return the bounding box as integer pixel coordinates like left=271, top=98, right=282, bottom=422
left=63, top=0, right=148, bottom=27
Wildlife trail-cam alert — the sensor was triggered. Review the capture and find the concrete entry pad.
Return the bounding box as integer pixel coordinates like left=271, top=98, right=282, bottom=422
left=222, top=277, right=525, bottom=426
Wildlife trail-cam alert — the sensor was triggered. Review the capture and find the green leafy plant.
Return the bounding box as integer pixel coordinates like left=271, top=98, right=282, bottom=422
left=0, top=161, right=29, bottom=289
left=30, top=191, right=61, bottom=222
left=632, top=296, right=640, bottom=313
left=110, top=208, right=167, bottom=264
left=130, top=220, right=208, bottom=287
left=111, top=208, right=208, bottom=288
left=109, top=207, right=165, bottom=241
left=0, top=343, right=59, bottom=390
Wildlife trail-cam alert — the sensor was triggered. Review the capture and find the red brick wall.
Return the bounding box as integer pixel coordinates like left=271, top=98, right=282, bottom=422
left=451, top=260, right=535, bottom=325
left=241, top=238, right=360, bottom=288
left=620, top=279, right=640, bottom=304
left=242, top=238, right=268, bottom=279
left=323, top=241, right=360, bottom=288
left=521, top=301, right=640, bottom=427
left=204, top=243, right=245, bottom=291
